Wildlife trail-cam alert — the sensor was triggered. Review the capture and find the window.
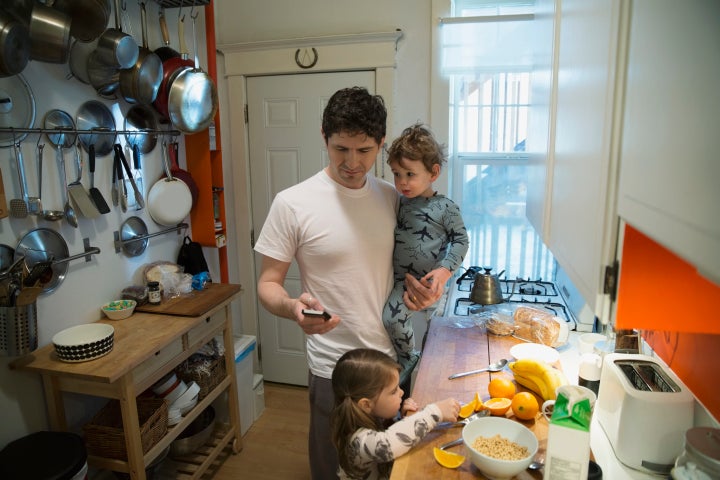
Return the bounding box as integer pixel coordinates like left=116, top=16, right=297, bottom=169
left=442, top=0, right=555, bottom=280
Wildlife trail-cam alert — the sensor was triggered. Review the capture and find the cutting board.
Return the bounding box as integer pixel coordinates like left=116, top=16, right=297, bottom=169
left=0, top=168, right=8, bottom=219
left=135, top=282, right=242, bottom=317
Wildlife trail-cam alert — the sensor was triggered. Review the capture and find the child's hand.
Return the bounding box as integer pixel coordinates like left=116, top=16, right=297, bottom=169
left=402, top=397, right=420, bottom=416
left=422, top=267, right=452, bottom=295
left=435, top=397, right=461, bottom=422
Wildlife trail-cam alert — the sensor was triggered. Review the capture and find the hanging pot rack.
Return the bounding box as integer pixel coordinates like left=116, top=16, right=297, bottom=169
left=0, top=127, right=181, bottom=138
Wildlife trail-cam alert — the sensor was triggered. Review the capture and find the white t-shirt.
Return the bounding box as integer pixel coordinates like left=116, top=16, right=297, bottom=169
left=254, top=169, right=399, bottom=378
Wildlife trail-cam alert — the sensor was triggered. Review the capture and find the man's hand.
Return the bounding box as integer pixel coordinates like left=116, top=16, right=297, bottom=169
left=404, top=273, right=444, bottom=310
left=295, top=293, right=339, bottom=334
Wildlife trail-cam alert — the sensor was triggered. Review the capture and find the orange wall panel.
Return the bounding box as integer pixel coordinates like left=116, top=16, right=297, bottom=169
left=617, top=224, right=720, bottom=421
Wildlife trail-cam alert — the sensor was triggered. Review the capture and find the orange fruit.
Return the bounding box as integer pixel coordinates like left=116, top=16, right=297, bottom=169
left=433, top=447, right=466, bottom=468
left=488, top=377, right=516, bottom=399
left=511, top=392, right=540, bottom=420
left=485, top=397, right=512, bottom=416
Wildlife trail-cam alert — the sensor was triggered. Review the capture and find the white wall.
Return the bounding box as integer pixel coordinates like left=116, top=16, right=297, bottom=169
left=0, top=3, right=212, bottom=447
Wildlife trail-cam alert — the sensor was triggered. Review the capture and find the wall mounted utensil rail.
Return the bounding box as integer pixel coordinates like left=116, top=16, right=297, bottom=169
left=0, top=127, right=182, bottom=137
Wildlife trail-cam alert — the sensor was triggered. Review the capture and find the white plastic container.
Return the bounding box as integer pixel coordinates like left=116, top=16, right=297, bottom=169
left=253, top=373, right=265, bottom=420
left=234, top=335, right=256, bottom=436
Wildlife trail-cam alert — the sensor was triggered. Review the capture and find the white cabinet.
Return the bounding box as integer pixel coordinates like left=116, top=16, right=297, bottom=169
left=617, top=0, right=720, bottom=285
left=529, top=0, right=627, bottom=323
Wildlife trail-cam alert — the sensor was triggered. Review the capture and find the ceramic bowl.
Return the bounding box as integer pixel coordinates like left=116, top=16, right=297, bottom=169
left=172, top=381, right=200, bottom=416
left=462, top=416, right=538, bottom=480
left=101, top=299, right=137, bottom=320
left=52, top=323, right=115, bottom=363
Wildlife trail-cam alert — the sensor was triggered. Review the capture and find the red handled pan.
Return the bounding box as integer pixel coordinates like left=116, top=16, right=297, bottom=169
left=162, top=141, right=198, bottom=208
left=152, top=13, right=192, bottom=121
left=147, top=141, right=192, bottom=226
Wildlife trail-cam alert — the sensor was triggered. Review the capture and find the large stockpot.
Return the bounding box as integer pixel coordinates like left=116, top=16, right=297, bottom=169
left=119, top=2, right=162, bottom=105
left=28, top=3, right=71, bottom=64
left=0, top=10, right=30, bottom=77
left=50, top=0, right=111, bottom=43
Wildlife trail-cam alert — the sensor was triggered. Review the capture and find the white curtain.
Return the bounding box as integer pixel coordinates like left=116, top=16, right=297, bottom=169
left=440, top=14, right=535, bottom=74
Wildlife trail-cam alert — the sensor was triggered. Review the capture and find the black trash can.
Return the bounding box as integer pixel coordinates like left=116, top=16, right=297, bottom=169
left=0, top=431, right=88, bottom=480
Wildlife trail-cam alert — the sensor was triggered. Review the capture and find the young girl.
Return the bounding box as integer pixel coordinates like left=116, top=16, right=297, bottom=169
left=382, top=124, right=469, bottom=385
left=330, top=348, right=460, bottom=480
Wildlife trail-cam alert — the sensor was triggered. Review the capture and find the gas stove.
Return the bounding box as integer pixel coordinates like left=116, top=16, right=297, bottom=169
left=446, top=271, right=576, bottom=329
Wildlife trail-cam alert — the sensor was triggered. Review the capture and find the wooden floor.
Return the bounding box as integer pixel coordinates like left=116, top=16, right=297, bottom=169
left=211, top=382, right=311, bottom=480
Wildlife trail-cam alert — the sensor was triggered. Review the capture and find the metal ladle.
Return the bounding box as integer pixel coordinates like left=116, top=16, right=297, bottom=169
left=448, top=358, right=509, bottom=380
left=43, top=109, right=77, bottom=227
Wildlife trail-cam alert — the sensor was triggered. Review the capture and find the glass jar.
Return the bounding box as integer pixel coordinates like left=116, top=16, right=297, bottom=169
left=671, top=427, right=720, bottom=480
left=147, top=281, right=161, bottom=305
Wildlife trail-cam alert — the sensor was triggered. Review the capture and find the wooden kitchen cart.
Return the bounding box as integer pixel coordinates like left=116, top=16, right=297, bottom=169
left=11, top=283, right=243, bottom=480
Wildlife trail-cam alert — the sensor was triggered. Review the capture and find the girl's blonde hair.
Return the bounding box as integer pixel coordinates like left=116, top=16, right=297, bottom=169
left=331, top=348, right=401, bottom=479
left=386, top=123, right=447, bottom=173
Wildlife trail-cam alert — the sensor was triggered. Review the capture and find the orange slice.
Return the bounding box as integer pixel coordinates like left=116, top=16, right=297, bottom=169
left=485, top=397, right=512, bottom=416
left=473, top=392, right=485, bottom=412
left=433, top=447, right=466, bottom=468
left=459, top=398, right=477, bottom=418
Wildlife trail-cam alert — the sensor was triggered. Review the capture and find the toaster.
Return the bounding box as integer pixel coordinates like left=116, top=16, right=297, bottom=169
left=596, top=353, right=694, bottom=475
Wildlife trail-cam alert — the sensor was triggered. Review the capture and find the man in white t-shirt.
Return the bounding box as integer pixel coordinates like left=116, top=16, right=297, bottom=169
left=254, top=87, right=442, bottom=479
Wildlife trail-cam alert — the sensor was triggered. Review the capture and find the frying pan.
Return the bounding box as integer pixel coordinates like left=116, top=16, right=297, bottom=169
left=153, top=14, right=193, bottom=121
left=119, top=2, right=162, bottom=105
left=124, top=104, right=158, bottom=155
left=147, top=141, right=192, bottom=226
left=76, top=100, right=116, bottom=157
left=167, top=13, right=217, bottom=134
left=154, top=10, right=179, bottom=62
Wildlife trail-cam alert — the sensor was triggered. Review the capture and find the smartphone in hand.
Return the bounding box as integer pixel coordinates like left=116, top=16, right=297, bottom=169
left=302, top=309, right=331, bottom=321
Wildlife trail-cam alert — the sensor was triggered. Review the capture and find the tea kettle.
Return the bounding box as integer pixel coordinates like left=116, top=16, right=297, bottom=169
left=470, top=267, right=511, bottom=305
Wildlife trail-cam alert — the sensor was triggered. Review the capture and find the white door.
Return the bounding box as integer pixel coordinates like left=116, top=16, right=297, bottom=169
left=247, top=71, right=375, bottom=385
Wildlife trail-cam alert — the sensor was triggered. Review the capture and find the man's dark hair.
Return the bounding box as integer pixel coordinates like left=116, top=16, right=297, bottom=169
left=322, top=87, right=387, bottom=145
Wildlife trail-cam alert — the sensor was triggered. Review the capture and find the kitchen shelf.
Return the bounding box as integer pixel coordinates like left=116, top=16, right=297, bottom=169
left=184, top=1, right=229, bottom=282
left=10, top=283, right=244, bottom=480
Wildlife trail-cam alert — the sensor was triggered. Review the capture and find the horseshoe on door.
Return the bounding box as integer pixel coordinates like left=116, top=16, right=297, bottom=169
left=295, top=48, right=318, bottom=69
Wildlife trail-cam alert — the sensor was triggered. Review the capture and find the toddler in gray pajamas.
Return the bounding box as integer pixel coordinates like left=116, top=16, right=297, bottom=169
left=382, top=124, right=469, bottom=385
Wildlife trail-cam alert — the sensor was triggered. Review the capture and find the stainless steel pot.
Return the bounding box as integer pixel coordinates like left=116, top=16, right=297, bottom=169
left=0, top=10, right=30, bottom=77
left=51, top=0, right=111, bottom=43
left=119, top=2, right=162, bottom=105
left=28, top=3, right=71, bottom=64
left=95, top=0, right=138, bottom=69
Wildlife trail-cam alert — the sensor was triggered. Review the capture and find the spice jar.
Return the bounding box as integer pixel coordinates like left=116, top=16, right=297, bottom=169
left=671, top=427, right=720, bottom=480
left=147, top=281, right=161, bottom=305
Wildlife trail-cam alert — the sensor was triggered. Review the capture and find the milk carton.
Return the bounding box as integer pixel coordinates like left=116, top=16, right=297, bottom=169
left=543, top=386, right=593, bottom=480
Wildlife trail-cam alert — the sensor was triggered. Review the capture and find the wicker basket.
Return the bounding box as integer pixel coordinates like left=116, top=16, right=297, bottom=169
left=176, top=356, right=226, bottom=400
left=83, top=398, right=168, bottom=460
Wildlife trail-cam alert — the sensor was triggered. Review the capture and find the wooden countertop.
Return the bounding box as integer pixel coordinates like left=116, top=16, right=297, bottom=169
left=10, top=283, right=242, bottom=383
left=390, top=317, right=546, bottom=480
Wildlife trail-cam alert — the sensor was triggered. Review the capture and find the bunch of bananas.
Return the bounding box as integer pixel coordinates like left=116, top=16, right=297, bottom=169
left=509, top=358, right=569, bottom=401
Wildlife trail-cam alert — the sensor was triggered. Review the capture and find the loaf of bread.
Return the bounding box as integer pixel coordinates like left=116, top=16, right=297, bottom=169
left=513, top=306, right=561, bottom=346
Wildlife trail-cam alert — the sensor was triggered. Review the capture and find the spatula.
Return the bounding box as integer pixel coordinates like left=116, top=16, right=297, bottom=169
left=26, top=144, right=43, bottom=216
left=67, top=144, right=100, bottom=218
left=88, top=144, right=110, bottom=214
